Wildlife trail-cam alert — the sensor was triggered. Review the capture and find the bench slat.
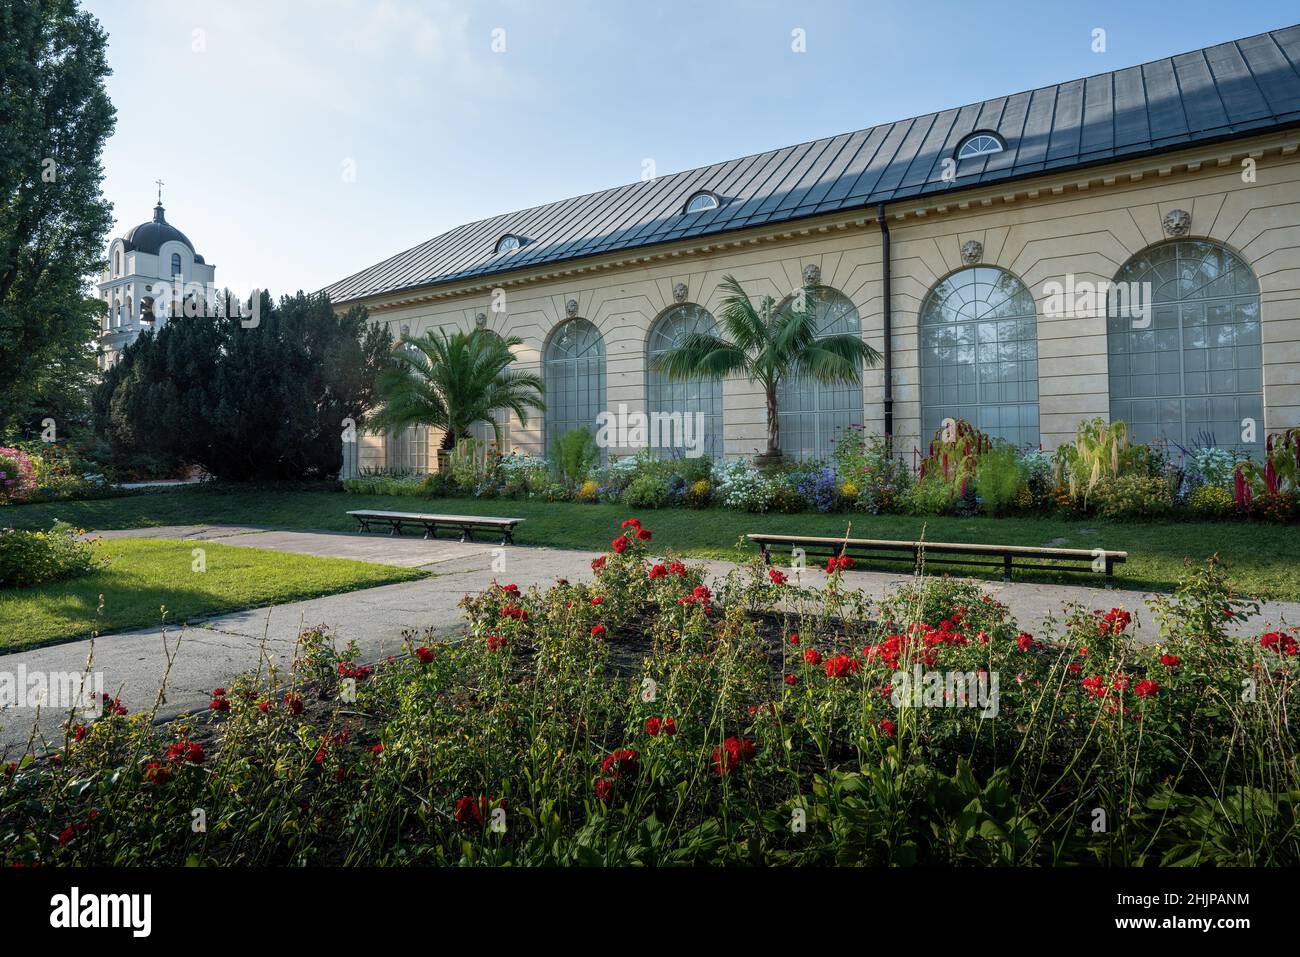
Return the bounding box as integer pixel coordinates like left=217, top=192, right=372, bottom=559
left=747, top=533, right=1126, bottom=560
left=347, top=510, right=523, bottom=524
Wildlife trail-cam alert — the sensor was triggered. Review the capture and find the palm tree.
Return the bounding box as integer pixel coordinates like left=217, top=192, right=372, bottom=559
left=651, top=275, right=881, bottom=463
left=370, top=328, right=545, bottom=452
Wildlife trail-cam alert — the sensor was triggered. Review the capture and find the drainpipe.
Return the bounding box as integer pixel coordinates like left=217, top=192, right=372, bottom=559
left=876, top=203, right=894, bottom=445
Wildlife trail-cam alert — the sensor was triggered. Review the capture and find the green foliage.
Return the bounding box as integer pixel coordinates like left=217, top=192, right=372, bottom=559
left=1188, top=483, right=1234, bottom=519
left=0, top=0, right=115, bottom=433
left=0, top=521, right=98, bottom=589
left=553, top=428, right=599, bottom=488
left=1093, top=473, right=1174, bottom=520
left=1053, top=418, right=1130, bottom=506
left=342, top=474, right=427, bottom=496
left=623, top=473, right=671, bottom=509
left=833, top=429, right=911, bottom=514
left=371, top=328, right=544, bottom=451
left=93, top=292, right=392, bottom=481
left=973, top=443, right=1024, bottom=515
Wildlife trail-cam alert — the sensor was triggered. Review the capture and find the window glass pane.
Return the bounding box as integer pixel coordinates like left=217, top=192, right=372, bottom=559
left=544, top=319, right=606, bottom=458
left=920, top=266, right=1040, bottom=448
left=647, top=304, right=723, bottom=458
left=774, top=288, right=864, bottom=461
left=1107, top=241, right=1262, bottom=457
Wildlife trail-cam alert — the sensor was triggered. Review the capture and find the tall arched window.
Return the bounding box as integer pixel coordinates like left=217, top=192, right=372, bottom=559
left=775, top=287, right=864, bottom=461
left=114, top=249, right=121, bottom=276
left=920, top=266, right=1040, bottom=447
left=544, top=318, right=606, bottom=456
left=647, top=304, right=723, bottom=459
left=1108, top=240, right=1262, bottom=456
left=171, top=253, right=182, bottom=277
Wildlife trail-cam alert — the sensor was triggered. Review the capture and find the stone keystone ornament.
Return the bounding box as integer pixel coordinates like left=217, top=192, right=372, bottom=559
left=475, top=312, right=487, bottom=328
left=960, top=240, right=984, bottom=264
left=673, top=281, right=688, bottom=303
left=1162, top=209, right=1191, bottom=237
left=802, top=263, right=821, bottom=286
left=566, top=298, right=579, bottom=318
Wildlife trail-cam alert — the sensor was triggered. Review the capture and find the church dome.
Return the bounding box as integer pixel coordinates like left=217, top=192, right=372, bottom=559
left=121, top=203, right=196, bottom=255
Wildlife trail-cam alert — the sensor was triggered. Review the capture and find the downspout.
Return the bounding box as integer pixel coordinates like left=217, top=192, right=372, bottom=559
left=876, top=203, right=894, bottom=445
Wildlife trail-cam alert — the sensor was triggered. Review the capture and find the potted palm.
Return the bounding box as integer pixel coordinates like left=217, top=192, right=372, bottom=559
left=370, top=328, right=545, bottom=472
left=650, top=275, right=880, bottom=466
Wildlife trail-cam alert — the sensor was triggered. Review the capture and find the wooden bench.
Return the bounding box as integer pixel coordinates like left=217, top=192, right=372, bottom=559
left=748, top=533, right=1127, bottom=587
left=347, top=510, right=524, bottom=545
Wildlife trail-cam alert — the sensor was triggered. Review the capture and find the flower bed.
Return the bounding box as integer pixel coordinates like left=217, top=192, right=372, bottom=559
left=342, top=419, right=1299, bottom=525
left=5, top=520, right=1295, bottom=866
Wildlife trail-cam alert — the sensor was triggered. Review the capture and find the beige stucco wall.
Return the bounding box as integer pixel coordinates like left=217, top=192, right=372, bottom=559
left=345, top=129, right=1300, bottom=466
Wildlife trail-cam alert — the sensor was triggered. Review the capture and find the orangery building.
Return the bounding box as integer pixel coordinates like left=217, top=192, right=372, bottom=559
left=323, top=24, right=1300, bottom=473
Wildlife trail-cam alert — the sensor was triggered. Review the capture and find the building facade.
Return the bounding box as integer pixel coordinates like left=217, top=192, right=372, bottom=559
left=98, top=198, right=215, bottom=370
left=324, top=26, right=1300, bottom=473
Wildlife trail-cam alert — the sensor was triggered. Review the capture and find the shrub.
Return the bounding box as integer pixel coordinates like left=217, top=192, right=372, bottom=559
left=796, top=465, right=840, bottom=513
left=553, top=429, right=599, bottom=488
left=342, top=474, right=426, bottom=496
left=1188, top=484, right=1234, bottom=519
left=713, top=458, right=776, bottom=512
left=623, top=474, right=670, bottom=509
left=685, top=478, right=712, bottom=508
left=1093, top=474, right=1174, bottom=520
left=575, top=479, right=601, bottom=503
left=973, top=443, right=1024, bottom=515
left=0, top=522, right=100, bottom=589
left=834, top=429, right=910, bottom=514
left=0, top=447, right=38, bottom=504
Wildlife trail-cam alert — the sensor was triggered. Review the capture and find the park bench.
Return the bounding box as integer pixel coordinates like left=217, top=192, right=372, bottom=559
left=347, top=510, right=524, bottom=545
left=747, top=533, right=1127, bottom=587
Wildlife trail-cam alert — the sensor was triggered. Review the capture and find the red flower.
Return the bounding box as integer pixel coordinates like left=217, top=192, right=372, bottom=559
left=1159, top=654, right=1180, bottom=667
left=711, top=736, right=757, bottom=775
left=1098, top=608, right=1132, bottom=636
left=594, top=778, right=615, bottom=803
left=590, top=596, right=604, bottom=605
left=72, top=724, right=87, bottom=743
left=454, top=795, right=503, bottom=825
left=768, top=568, right=787, bottom=585
left=611, top=536, right=630, bottom=554
left=824, top=654, right=859, bottom=678
left=414, top=646, right=435, bottom=664
left=621, top=518, right=641, bottom=529
left=636, top=528, right=652, bottom=541
left=591, top=555, right=607, bottom=572
left=1261, top=631, right=1299, bottom=656
left=1016, top=632, right=1036, bottom=652
left=648, top=563, right=667, bottom=580
left=486, top=634, right=508, bottom=651
left=1134, top=679, right=1160, bottom=698
left=692, top=584, right=711, bottom=603
left=1081, top=675, right=1106, bottom=699
left=669, top=560, right=687, bottom=576
left=590, top=624, right=607, bottom=639
left=601, top=748, right=639, bottom=780
left=802, top=648, right=822, bottom=666
left=878, top=718, right=896, bottom=738
left=371, top=743, right=384, bottom=755
left=500, top=604, right=528, bottom=621
left=165, top=741, right=205, bottom=765
left=1068, top=662, right=1082, bottom=674
left=645, top=717, right=662, bottom=736
left=143, top=761, right=170, bottom=785
left=784, top=674, right=800, bottom=686
left=101, top=694, right=128, bottom=717
left=788, top=632, right=800, bottom=645
left=59, top=826, right=76, bottom=847
left=209, top=695, right=230, bottom=713
left=663, top=718, right=677, bottom=736
left=284, top=692, right=304, bottom=716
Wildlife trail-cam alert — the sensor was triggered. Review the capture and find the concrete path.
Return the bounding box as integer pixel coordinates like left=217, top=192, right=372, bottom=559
left=4, top=525, right=1297, bottom=756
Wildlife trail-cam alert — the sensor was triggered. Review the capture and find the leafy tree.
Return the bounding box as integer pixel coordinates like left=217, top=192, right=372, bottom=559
left=370, top=327, right=544, bottom=451
left=0, top=0, right=115, bottom=433
left=651, top=275, right=880, bottom=462
left=93, top=292, right=392, bottom=480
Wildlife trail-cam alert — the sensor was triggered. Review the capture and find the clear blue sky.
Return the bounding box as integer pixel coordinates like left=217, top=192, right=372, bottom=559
left=85, top=0, right=1299, bottom=297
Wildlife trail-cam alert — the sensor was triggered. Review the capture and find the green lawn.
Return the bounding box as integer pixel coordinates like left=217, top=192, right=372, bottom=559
left=6, top=486, right=1300, bottom=601
left=0, top=537, right=425, bottom=651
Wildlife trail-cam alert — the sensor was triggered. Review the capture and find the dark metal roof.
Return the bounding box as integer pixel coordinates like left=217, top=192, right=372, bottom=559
left=122, top=204, right=197, bottom=256
left=323, top=24, right=1300, bottom=304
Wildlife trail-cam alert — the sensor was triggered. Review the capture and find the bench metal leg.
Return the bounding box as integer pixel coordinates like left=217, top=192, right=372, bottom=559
left=758, top=543, right=771, bottom=565
left=460, top=527, right=474, bottom=543
left=1003, top=554, right=1013, bottom=583
left=500, top=527, right=514, bottom=546
left=422, top=523, right=436, bottom=540
left=388, top=521, right=401, bottom=536
left=1104, top=558, right=1114, bottom=589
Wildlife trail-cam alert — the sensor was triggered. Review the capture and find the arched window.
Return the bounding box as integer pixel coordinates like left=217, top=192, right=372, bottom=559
left=171, top=253, right=182, bottom=277
left=495, top=234, right=522, bottom=255
left=683, top=191, right=720, bottom=214
left=647, top=304, right=723, bottom=459
left=957, top=132, right=1005, bottom=161
left=920, top=266, right=1040, bottom=447
left=775, top=287, right=864, bottom=461
left=1108, top=240, right=1262, bottom=456
left=114, top=249, right=121, bottom=276
left=544, top=318, right=606, bottom=456
left=126, top=295, right=133, bottom=324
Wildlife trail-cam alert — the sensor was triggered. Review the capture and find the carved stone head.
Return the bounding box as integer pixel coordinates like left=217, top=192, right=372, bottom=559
left=802, top=263, right=821, bottom=287
left=565, top=298, right=579, bottom=318
left=475, top=312, right=487, bottom=329
left=1162, top=209, right=1191, bottom=237
left=960, top=240, right=984, bottom=265
left=672, top=281, right=688, bottom=303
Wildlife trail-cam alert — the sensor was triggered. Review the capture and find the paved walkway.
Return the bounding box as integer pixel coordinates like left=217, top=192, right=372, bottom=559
left=4, top=525, right=1297, bottom=756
